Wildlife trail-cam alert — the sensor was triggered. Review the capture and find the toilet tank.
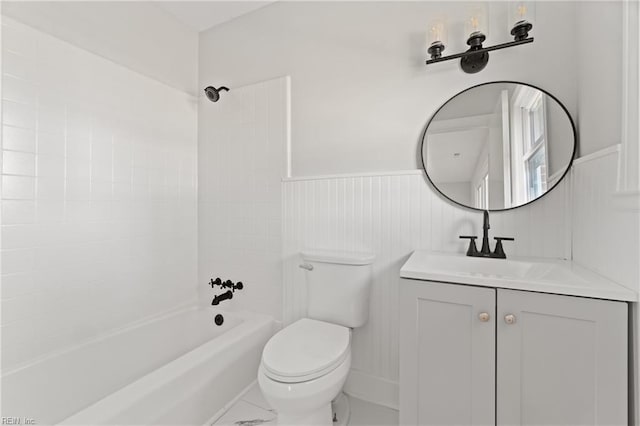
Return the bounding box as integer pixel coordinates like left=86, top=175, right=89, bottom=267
left=301, top=249, right=375, bottom=328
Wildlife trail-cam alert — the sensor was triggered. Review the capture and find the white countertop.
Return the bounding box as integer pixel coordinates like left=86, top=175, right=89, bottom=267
left=400, top=251, right=637, bottom=302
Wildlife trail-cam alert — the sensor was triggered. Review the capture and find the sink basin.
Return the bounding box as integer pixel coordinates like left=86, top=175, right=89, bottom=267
left=400, top=251, right=637, bottom=302
left=420, top=253, right=538, bottom=279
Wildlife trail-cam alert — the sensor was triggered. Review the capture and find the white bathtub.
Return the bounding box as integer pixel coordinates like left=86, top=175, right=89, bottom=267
left=1, top=306, right=274, bottom=425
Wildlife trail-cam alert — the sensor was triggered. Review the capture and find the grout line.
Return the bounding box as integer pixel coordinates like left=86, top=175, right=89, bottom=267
left=239, top=398, right=276, bottom=414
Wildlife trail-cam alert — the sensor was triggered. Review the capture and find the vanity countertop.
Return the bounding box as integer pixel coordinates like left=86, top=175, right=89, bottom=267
left=400, top=251, right=638, bottom=302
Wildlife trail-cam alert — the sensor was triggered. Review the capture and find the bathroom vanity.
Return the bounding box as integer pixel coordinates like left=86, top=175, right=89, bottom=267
left=399, top=251, right=637, bottom=426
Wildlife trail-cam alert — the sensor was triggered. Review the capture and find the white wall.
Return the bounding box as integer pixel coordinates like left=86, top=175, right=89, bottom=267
left=2, top=1, right=198, bottom=95
left=1, top=18, right=198, bottom=370
left=198, top=77, right=288, bottom=320
left=199, top=1, right=578, bottom=176
left=576, top=1, right=623, bottom=157
left=283, top=172, right=571, bottom=408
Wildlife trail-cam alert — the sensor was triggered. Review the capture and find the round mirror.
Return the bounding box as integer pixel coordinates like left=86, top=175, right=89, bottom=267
left=421, top=82, right=576, bottom=211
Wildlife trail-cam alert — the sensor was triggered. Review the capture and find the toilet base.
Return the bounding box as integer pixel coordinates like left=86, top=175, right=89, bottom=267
left=276, top=403, right=332, bottom=426
left=331, top=392, right=350, bottom=426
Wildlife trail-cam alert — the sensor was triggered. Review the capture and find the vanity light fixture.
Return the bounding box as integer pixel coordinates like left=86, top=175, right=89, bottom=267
left=426, top=2, right=535, bottom=74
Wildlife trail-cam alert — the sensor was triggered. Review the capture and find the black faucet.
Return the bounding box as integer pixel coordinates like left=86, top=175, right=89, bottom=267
left=481, top=210, right=491, bottom=255
left=211, top=290, right=233, bottom=306
left=210, top=278, right=243, bottom=292
left=460, top=210, right=514, bottom=259
left=209, top=277, right=244, bottom=307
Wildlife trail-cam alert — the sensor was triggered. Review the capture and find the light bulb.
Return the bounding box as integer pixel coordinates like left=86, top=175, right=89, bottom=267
left=517, top=4, right=528, bottom=19
left=509, top=1, right=536, bottom=26
left=428, top=19, right=447, bottom=46
left=509, top=1, right=535, bottom=40
left=465, top=4, right=489, bottom=38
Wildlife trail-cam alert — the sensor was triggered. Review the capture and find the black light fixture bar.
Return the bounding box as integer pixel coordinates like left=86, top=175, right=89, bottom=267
left=426, top=37, right=533, bottom=65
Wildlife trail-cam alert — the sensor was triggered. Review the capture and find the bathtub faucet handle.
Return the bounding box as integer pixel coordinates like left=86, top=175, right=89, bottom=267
left=209, top=277, right=244, bottom=292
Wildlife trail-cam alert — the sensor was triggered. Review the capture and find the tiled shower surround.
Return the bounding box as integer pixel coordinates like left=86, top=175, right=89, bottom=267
left=1, top=18, right=198, bottom=370
left=197, top=77, right=288, bottom=320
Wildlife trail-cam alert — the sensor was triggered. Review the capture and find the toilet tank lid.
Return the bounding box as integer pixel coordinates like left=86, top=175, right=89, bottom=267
left=301, top=249, right=375, bottom=265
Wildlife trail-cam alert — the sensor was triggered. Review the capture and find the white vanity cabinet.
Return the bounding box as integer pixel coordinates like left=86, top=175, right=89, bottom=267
left=399, top=279, right=628, bottom=426
left=399, top=280, right=496, bottom=425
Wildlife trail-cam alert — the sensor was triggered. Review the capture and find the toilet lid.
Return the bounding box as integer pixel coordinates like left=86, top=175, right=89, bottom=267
left=262, top=318, right=350, bottom=382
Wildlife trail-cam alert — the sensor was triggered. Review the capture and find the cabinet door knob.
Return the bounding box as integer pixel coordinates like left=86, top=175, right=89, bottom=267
left=504, top=314, right=516, bottom=324
left=478, top=312, right=490, bottom=322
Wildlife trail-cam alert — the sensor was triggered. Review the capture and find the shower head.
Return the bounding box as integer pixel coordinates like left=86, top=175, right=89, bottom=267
left=204, top=86, right=229, bottom=102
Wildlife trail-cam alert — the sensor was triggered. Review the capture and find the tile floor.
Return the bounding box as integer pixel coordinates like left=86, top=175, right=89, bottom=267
left=212, top=383, right=398, bottom=426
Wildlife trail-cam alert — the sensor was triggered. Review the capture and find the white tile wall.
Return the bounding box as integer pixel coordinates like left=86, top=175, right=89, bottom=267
left=283, top=171, right=570, bottom=399
left=572, top=147, right=640, bottom=292
left=198, top=77, right=289, bottom=320
left=1, top=18, right=198, bottom=370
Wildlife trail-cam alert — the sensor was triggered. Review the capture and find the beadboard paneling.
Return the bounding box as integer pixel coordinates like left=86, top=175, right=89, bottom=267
left=283, top=171, right=570, bottom=392
left=572, top=147, right=640, bottom=291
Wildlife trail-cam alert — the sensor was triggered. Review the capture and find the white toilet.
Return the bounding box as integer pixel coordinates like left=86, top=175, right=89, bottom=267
left=258, top=249, right=375, bottom=426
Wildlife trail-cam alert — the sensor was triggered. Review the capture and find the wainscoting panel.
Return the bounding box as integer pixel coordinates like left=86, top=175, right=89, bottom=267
left=572, top=146, right=640, bottom=291
left=283, top=171, right=570, bottom=406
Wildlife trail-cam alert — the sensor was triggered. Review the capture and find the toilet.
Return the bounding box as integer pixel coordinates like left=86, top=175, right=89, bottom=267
left=258, top=249, right=375, bottom=425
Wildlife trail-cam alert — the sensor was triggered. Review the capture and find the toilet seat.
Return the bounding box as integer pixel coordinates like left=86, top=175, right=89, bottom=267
left=262, top=318, right=350, bottom=383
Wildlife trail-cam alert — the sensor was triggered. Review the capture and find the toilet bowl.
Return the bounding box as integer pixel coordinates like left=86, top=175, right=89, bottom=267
left=258, top=318, right=351, bottom=425
left=258, top=250, right=375, bottom=425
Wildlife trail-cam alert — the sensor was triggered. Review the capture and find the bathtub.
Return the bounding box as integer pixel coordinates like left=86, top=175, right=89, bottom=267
left=1, top=306, right=274, bottom=425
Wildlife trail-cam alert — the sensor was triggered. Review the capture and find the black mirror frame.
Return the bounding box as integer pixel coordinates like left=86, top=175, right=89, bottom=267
left=420, top=80, right=578, bottom=212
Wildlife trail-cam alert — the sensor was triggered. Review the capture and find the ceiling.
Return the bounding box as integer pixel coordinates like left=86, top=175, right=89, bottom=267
left=155, top=1, right=274, bottom=32
left=426, top=128, right=489, bottom=183
left=436, top=83, right=512, bottom=121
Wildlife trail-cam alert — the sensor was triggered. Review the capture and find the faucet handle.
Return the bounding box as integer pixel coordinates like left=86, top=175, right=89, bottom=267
left=493, top=237, right=515, bottom=259
left=459, top=236, right=479, bottom=256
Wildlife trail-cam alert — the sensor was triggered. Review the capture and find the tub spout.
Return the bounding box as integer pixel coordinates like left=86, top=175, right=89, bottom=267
left=211, top=290, right=233, bottom=306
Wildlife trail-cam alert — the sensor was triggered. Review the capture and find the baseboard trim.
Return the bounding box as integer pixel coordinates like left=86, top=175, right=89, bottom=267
left=343, top=369, right=399, bottom=411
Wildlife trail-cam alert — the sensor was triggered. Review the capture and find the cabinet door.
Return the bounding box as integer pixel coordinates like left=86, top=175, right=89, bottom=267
left=497, top=289, right=628, bottom=426
left=399, top=279, right=496, bottom=425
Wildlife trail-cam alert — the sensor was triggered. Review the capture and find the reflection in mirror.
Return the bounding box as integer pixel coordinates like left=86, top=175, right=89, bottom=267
left=422, top=82, right=575, bottom=211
